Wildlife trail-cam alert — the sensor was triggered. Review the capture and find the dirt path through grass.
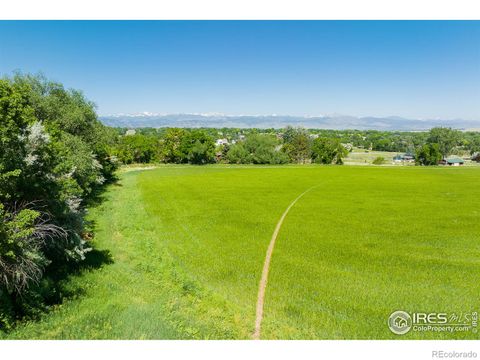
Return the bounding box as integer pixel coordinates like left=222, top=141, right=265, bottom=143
left=253, top=185, right=318, bottom=339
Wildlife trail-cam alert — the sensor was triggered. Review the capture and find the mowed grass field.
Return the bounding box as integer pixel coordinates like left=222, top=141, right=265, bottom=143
left=344, top=149, right=401, bottom=165
left=3, top=165, right=480, bottom=339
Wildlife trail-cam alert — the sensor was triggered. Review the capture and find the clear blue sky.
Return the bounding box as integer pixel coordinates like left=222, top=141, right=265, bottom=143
left=0, top=21, right=479, bottom=119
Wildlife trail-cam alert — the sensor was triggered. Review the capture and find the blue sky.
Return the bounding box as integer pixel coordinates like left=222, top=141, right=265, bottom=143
left=0, top=21, right=479, bottom=119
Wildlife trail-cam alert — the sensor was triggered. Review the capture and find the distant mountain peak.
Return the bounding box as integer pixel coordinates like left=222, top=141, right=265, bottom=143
left=99, top=113, right=480, bottom=131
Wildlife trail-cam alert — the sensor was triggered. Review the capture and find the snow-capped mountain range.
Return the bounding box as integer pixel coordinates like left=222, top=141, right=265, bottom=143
left=100, top=113, right=480, bottom=131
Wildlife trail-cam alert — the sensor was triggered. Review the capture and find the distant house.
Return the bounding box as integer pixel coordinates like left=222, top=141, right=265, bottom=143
left=447, top=158, right=464, bottom=166
left=393, top=154, right=403, bottom=163
left=393, top=153, right=415, bottom=163
left=439, top=157, right=464, bottom=166
left=342, top=143, right=353, bottom=152
left=125, top=129, right=136, bottom=136
left=215, top=138, right=228, bottom=146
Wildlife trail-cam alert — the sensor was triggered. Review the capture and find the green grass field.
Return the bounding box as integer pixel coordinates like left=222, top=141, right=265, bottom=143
left=344, top=149, right=402, bottom=165
left=3, top=165, right=480, bottom=339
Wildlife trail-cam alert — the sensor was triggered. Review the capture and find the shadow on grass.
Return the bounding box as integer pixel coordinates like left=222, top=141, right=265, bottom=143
left=1, top=179, right=120, bottom=332
left=83, top=174, right=121, bottom=209
left=37, top=247, right=115, bottom=308
left=82, top=249, right=114, bottom=270
left=1, top=246, right=116, bottom=333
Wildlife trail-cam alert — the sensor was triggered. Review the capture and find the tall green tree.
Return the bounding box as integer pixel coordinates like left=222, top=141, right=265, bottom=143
left=180, top=130, right=215, bottom=165
left=0, top=74, right=117, bottom=330
left=415, top=143, right=442, bottom=166
left=226, top=143, right=250, bottom=164
left=161, top=128, right=187, bottom=163
left=311, top=137, right=348, bottom=164
left=226, top=134, right=288, bottom=164
left=427, top=127, right=460, bottom=159
left=116, top=134, right=159, bottom=164
left=0, top=79, right=36, bottom=200
left=282, top=126, right=311, bottom=163
left=244, top=134, right=288, bottom=164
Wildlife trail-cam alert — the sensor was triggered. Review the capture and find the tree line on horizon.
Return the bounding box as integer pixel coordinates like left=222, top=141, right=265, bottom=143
left=112, top=126, right=351, bottom=165
left=111, top=125, right=480, bottom=166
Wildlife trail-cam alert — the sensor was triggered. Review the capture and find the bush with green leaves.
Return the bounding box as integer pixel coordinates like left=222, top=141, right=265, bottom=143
left=282, top=126, right=312, bottom=163
left=0, top=74, right=117, bottom=330
left=179, top=130, right=216, bottom=165
left=311, top=137, right=348, bottom=164
left=114, top=128, right=215, bottom=165
left=115, top=134, right=159, bottom=164
left=227, top=134, right=288, bottom=165
left=0, top=203, right=67, bottom=294
left=160, top=128, right=187, bottom=163
left=372, top=156, right=385, bottom=165
left=427, top=127, right=460, bottom=159
left=226, top=143, right=250, bottom=164
left=415, top=143, right=442, bottom=166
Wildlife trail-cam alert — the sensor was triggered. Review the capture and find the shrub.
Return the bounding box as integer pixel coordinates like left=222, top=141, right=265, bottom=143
left=311, top=137, right=348, bottom=164
left=372, top=156, right=385, bottom=165
left=415, top=143, right=442, bottom=166
left=115, top=134, right=159, bottom=164
left=226, top=143, right=250, bottom=164
left=282, top=126, right=311, bottom=163
left=180, top=130, right=216, bottom=165
left=0, top=74, right=117, bottom=330
left=226, top=134, right=288, bottom=164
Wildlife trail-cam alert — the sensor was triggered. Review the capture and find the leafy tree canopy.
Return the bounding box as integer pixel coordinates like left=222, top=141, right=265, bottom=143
left=427, top=127, right=461, bottom=159
left=415, top=143, right=442, bottom=166
left=0, top=74, right=118, bottom=330
left=311, top=137, right=348, bottom=165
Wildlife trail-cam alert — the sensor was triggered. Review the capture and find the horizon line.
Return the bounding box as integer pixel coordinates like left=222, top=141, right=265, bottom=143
left=98, top=112, right=480, bottom=122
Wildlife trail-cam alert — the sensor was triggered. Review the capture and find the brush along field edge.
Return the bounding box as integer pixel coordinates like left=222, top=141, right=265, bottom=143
left=253, top=185, right=319, bottom=340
